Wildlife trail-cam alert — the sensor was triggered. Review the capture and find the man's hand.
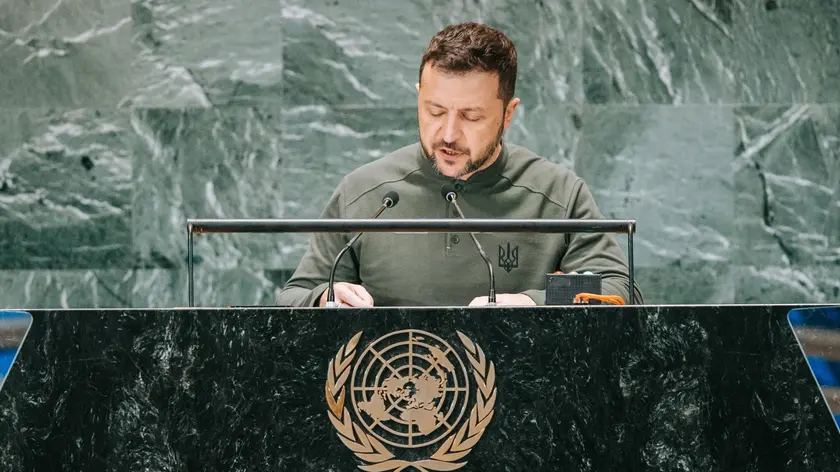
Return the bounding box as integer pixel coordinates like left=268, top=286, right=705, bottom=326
left=319, top=282, right=374, bottom=308
left=468, top=293, right=536, bottom=306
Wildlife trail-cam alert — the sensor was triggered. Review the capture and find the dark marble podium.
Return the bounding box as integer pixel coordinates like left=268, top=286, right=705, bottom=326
left=1, top=305, right=838, bottom=471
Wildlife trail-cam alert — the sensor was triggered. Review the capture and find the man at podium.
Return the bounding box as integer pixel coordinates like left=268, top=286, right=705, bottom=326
left=276, top=23, right=642, bottom=308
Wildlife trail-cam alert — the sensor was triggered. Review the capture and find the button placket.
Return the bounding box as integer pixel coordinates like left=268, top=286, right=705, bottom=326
left=448, top=182, right=466, bottom=250
left=445, top=200, right=452, bottom=252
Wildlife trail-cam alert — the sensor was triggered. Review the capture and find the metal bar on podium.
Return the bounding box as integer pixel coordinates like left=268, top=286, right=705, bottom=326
left=627, top=221, right=635, bottom=306
left=187, top=222, right=195, bottom=308
left=185, top=218, right=638, bottom=307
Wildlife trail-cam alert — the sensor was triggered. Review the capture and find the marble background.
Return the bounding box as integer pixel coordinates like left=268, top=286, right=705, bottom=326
left=0, top=0, right=838, bottom=308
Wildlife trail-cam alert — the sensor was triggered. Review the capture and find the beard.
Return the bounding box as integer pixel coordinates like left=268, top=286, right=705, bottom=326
left=421, top=121, right=505, bottom=179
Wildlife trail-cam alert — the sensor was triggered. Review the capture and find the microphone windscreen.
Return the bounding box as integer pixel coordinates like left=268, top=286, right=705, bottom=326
left=440, top=183, right=457, bottom=201
left=382, top=190, right=400, bottom=207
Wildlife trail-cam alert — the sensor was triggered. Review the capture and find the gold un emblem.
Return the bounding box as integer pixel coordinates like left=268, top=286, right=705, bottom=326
left=325, top=329, right=497, bottom=471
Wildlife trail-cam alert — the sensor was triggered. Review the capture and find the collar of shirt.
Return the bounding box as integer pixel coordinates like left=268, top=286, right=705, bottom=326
left=416, top=141, right=510, bottom=191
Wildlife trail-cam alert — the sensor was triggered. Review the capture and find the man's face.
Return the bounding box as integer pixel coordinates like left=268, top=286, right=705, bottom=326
left=417, top=63, right=519, bottom=179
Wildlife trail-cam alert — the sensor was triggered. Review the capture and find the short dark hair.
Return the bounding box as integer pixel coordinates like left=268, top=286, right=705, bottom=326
left=419, top=23, right=517, bottom=104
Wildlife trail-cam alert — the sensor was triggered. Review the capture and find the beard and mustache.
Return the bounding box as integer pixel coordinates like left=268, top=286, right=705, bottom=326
left=420, top=120, right=505, bottom=179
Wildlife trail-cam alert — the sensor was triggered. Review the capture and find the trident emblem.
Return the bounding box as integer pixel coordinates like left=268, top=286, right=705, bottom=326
left=498, top=243, right=519, bottom=273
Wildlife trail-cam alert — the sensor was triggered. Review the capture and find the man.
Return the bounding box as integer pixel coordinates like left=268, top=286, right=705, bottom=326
left=276, top=22, right=642, bottom=308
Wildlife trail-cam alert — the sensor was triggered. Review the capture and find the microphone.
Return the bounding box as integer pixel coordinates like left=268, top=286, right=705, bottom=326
left=325, top=191, right=399, bottom=307
left=440, top=183, right=496, bottom=306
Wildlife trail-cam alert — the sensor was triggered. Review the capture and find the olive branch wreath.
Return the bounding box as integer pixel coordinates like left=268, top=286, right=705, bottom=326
left=325, top=331, right=496, bottom=472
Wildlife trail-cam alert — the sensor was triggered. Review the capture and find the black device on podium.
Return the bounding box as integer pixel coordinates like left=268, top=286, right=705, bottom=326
left=545, top=273, right=603, bottom=305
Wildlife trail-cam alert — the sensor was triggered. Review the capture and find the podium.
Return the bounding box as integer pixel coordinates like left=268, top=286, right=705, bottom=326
left=1, top=304, right=839, bottom=471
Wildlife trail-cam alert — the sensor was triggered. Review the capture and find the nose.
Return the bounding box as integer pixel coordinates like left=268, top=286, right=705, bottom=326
left=441, top=113, right=461, bottom=144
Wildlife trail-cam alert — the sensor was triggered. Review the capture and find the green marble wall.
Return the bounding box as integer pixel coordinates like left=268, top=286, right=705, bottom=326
left=0, top=0, right=838, bottom=308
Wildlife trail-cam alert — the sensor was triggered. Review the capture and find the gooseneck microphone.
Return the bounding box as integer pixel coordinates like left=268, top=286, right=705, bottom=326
left=440, top=183, right=496, bottom=306
left=325, top=191, right=399, bottom=307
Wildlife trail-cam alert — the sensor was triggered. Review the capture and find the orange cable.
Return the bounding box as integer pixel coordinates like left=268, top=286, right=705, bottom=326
left=573, top=293, right=625, bottom=305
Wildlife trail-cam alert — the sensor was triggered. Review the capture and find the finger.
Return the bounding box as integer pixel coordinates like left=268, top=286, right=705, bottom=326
left=349, top=284, right=375, bottom=306
left=336, top=285, right=369, bottom=307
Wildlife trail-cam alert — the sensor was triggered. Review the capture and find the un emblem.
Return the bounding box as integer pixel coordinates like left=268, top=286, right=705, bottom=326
left=325, top=330, right=497, bottom=471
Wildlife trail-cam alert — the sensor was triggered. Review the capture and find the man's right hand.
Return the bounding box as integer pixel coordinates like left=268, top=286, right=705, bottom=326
left=319, top=282, right=375, bottom=307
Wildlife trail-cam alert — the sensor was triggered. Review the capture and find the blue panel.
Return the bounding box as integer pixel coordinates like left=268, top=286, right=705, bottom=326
left=0, top=311, right=32, bottom=392
left=789, top=306, right=840, bottom=329
left=0, top=349, right=15, bottom=377
left=789, top=306, right=840, bottom=433
left=806, top=356, right=840, bottom=387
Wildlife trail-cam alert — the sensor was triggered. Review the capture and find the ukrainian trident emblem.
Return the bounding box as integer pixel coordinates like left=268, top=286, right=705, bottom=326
left=498, top=243, right=519, bottom=273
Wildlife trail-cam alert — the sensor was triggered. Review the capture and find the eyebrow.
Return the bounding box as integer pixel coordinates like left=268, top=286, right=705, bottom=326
left=423, top=100, right=485, bottom=113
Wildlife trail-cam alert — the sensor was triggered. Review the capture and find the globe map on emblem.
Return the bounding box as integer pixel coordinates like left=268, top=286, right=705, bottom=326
left=350, top=329, right=470, bottom=448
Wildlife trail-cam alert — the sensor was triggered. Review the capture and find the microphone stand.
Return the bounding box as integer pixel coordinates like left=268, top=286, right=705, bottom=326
left=325, top=198, right=394, bottom=307
left=445, top=191, right=496, bottom=306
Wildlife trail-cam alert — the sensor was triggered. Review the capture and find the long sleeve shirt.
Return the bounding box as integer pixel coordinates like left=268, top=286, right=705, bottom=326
left=275, top=142, right=643, bottom=307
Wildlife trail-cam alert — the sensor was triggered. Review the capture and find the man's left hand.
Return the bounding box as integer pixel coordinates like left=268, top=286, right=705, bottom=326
left=468, top=293, right=537, bottom=306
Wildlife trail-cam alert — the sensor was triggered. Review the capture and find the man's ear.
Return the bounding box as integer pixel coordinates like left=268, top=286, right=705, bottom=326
left=503, top=97, right=521, bottom=130
left=415, top=82, right=420, bottom=93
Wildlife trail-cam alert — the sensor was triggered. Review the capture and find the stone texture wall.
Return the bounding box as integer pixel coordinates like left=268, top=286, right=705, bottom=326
left=0, top=0, right=838, bottom=308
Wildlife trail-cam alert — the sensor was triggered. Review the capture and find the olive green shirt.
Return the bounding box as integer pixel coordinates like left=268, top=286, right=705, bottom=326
left=276, top=142, right=643, bottom=307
